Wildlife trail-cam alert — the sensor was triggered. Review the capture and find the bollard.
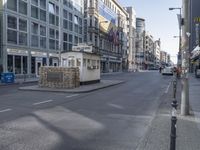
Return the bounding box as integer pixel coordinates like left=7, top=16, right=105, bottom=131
left=170, top=99, right=178, bottom=150
left=173, top=80, right=177, bottom=99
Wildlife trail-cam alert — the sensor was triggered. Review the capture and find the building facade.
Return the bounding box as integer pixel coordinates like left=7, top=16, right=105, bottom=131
left=125, top=6, right=136, bottom=72
left=84, top=0, right=128, bottom=73
left=189, top=0, right=200, bottom=72
left=144, top=31, right=154, bottom=69
left=154, top=39, right=161, bottom=68
left=136, top=17, right=145, bottom=70
left=0, top=0, right=84, bottom=76
left=160, top=50, right=167, bottom=66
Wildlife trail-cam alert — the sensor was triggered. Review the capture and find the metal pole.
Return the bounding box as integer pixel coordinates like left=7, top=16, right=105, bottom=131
left=181, top=0, right=190, bottom=115
left=58, top=0, right=62, bottom=67
left=179, top=8, right=182, bottom=69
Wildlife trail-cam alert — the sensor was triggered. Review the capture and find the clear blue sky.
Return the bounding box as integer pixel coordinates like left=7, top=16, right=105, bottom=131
left=118, top=0, right=182, bottom=63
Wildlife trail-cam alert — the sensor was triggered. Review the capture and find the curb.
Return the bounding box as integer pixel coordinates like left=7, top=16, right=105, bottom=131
left=19, top=81, right=125, bottom=93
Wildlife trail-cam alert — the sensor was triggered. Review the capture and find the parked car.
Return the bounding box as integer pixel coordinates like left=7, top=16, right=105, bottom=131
left=162, top=67, right=173, bottom=75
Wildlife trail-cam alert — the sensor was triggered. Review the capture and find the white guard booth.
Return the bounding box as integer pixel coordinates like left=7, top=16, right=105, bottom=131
left=61, top=44, right=101, bottom=85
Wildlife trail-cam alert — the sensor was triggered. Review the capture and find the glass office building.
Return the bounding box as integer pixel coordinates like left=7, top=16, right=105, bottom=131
left=0, top=0, right=84, bottom=77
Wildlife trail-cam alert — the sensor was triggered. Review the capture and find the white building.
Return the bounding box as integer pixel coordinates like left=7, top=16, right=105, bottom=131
left=125, top=6, right=136, bottom=72
left=154, top=39, right=161, bottom=68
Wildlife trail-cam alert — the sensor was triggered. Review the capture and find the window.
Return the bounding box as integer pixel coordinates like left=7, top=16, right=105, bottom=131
left=23, top=56, right=28, bottom=74
left=49, top=28, right=55, bottom=38
left=79, top=38, right=82, bottom=43
left=49, top=14, right=55, bottom=25
left=90, top=16, right=92, bottom=27
left=94, top=17, right=98, bottom=28
left=83, top=59, right=86, bottom=67
left=49, top=2, right=55, bottom=14
left=69, top=13, right=72, bottom=21
left=31, top=35, right=39, bottom=47
left=19, top=19, right=27, bottom=32
left=55, top=5, right=59, bottom=15
left=56, top=30, right=59, bottom=39
left=40, top=25, right=46, bottom=36
left=7, top=16, right=17, bottom=29
left=63, top=0, right=68, bottom=7
left=19, top=0, right=27, bottom=15
left=63, top=9, right=68, bottom=19
left=40, top=37, right=46, bottom=48
left=40, top=9, right=46, bottom=21
left=69, top=0, right=73, bottom=9
left=79, top=26, right=82, bottom=34
left=31, top=22, right=38, bottom=34
left=7, top=0, right=17, bottom=11
left=69, top=22, right=73, bottom=31
left=40, top=0, right=46, bottom=9
left=63, top=33, right=68, bottom=41
left=74, top=16, right=78, bottom=24
left=63, top=42, right=68, bottom=51
left=31, top=6, right=39, bottom=19
left=7, top=30, right=17, bottom=44
left=69, top=43, right=72, bottom=50
left=7, top=55, right=13, bottom=72
left=75, top=24, right=78, bottom=33
left=32, top=0, right=38, bottom=6
left=49, top=39, right=55, bottom=49
left=76, top=58, right=81, bottom=67
left=69, top=34, right=73, bottom=42
left=19, top=32, right=27, bottom=46
left=31, top=57, right=36, bottom=73
left=15, top=56, right=21, bottom=74
left=74, top=36, right=78, bottom=44
left=63, top=20, right=68, bottom=29
left=79, top=18, right=82, bottom=26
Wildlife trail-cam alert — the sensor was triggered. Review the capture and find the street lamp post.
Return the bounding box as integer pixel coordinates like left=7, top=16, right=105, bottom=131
left=169, top=7, right=182, bottom=68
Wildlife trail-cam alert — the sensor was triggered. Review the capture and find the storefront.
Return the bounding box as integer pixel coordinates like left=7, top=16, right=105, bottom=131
left=6, top=48, right=59, bottom=77
left=7, top=49, right=28, bottom=75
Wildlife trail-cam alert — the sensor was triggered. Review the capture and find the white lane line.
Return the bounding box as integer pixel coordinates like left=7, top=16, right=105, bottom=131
left=0, top=108, right=12, bottom=113
left=33, top=100, right=53, bottom=105
left=66, top=94, right=79, bottom=98
left=165, top=82, right=171, bottom=94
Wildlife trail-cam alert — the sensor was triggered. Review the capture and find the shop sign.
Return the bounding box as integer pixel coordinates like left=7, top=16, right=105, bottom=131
left=7, top=49, right=28, bottom=56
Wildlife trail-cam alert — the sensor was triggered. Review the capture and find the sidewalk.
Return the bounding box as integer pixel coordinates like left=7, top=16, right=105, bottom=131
left=136, top=74, right=200, bottom=150
left=0, top=77, right=38, bottom=86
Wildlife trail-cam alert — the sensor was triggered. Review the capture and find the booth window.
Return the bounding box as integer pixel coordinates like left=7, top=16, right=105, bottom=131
left=76, top=58, right=81, bottom=66
left=83, top=59, right=86, bottom=67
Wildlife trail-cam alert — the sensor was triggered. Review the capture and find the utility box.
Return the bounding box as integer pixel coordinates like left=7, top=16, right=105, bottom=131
left=1, top=72, right=15, bottom=83
left=61, top=50, right=101, bottom=85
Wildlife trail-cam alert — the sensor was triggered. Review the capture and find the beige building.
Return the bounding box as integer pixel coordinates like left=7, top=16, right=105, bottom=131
left=84, top=0, right=129, bottom=72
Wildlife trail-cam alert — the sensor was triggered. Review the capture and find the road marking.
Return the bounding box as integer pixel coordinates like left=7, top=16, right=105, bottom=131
left=33, top=100, right=53, bottom=105
left=0, top=108, right=12, bottom=113
left=165, top=82, right=171, bottom=93
left=66, top=94, right=79, bottom=98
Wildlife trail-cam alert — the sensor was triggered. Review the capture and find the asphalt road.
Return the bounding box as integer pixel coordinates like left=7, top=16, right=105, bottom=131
left=0, top=71, right=173, bottom=150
